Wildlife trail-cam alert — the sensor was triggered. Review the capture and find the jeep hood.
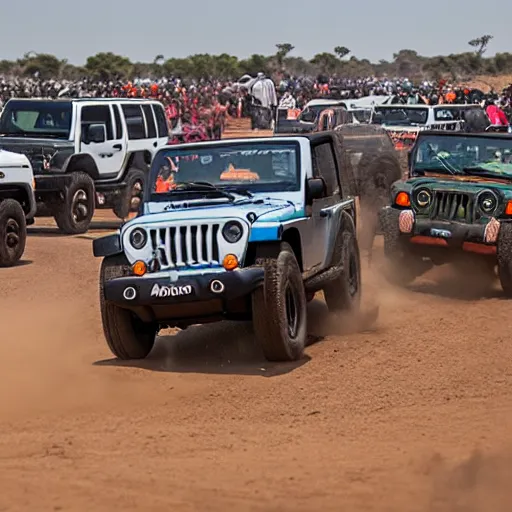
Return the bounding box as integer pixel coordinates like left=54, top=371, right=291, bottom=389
left=0, top=137, right=74, bottom=156
left=135, top=198, right=302, bottom=228
left=407, top=174, right=512, bottom=192
left=0, top=149, right=30, bottom=168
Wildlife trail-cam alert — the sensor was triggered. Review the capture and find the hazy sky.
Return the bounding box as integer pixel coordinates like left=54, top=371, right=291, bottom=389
left=1, top=0, right=510, bottom=65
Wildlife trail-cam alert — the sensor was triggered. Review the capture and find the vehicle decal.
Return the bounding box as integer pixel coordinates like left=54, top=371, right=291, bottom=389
left=484, top=217, right=500, bottom=244
left=399, top=209, right=414, bottom=233
left=150, top=283, right=194, bottom=298
left=387, top=130, right=418, bottom=150
left=248, top=225, right=281, bottom=242
left=220, top=163, right=260, bottom=181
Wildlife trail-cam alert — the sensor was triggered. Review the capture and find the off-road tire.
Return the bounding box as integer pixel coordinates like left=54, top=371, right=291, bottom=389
left=100, top=254, right=157, bottom=359
left=381, top=208, right=430, bottom=286
left=252, top=242, right=307, bottom=362
left=323, top=213, right=361, bottom=313
left=0, top=199, right=27, bottom=267
left=497, top=221, right=512, bottom=296
left=113, top=168, right=146, bottom=220
left=54, top=172, right=95, bottom=234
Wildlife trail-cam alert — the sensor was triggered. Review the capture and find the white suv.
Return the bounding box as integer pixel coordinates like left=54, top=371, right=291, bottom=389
left=0, top=98, right=170, bottom=234
left=0, top=149, right=36, bottom=266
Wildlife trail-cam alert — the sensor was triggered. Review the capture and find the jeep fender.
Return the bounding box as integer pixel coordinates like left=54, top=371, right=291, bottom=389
left=62, top=154, right=100, bottom=180
left=248, top=226, right=304, bottom=272
left=124, top=151, right=152, bottom=174
left=93, top=233, right=122, bottom=258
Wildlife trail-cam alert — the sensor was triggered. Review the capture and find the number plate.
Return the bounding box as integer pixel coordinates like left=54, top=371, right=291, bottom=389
left=430, top=228, right=452, bottom=239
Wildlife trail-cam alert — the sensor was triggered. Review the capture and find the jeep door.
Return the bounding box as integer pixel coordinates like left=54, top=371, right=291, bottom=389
left=78, top=104, right=125, bottom=177
left=307, top=140, right=345, bottom=270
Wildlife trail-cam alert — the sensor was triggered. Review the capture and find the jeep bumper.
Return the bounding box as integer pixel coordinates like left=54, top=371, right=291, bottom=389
left=34, top=173, right=74, bottom=193
left=103, top=267, right=265, bottom=325
left=382, top=207, right=501, bottom=255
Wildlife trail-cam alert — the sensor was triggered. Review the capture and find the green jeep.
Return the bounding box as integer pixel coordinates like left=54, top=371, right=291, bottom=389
left=380, top=130, right=512, bottom=294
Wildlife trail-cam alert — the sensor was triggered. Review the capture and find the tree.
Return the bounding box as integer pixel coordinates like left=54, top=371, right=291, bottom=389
left=468, top=35, right=493, bottom=57
left=85, top=52, right=133, bottom=80
left=310, top=52, right=338, bottom=74
left=275, top=43, right=294, bottom=68
left=334, top=46, right=350, bottom=59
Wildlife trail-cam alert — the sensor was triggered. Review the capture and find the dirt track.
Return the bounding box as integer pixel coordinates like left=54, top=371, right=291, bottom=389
left=2, top=121, right=512, bottom=511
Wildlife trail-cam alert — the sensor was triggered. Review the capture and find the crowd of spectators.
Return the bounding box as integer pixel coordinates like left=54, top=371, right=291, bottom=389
left=1, top=74, right=511, bottom=136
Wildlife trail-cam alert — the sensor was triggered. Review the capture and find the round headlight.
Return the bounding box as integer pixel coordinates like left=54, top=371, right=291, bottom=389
left=222, top=221, right=243, bottom=244
left=478, top=190, right=498, bottom=214
left=416, top=189, right=432, bottom=208
left=130, top=228, right=147, bottom=249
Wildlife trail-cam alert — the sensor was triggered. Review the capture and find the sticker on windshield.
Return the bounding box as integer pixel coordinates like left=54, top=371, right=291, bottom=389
left=201, top=155, right=213, bottom=165
left=220, top=163, right=260, bottom=182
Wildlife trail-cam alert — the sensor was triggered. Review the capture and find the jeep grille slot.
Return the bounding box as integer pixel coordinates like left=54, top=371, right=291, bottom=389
left=431, top=191, right=472, bottom=223
left=150, top=223, right=221, bottom=269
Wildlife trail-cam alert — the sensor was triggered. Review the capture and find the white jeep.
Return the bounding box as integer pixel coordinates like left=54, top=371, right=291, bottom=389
left=0, top=149, right=36, bottom=266
left=0, top=98, right=170, bottom=234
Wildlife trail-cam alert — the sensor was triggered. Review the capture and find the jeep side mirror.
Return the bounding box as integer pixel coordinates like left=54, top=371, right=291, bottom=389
left=84, top=123, right=106, bottom=144
left=407, top=150, right=412, bottom=168
left=307, top=178, right=326, bottom=201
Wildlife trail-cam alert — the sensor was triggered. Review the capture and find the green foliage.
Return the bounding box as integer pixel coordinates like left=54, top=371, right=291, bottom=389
left=1, top=38, right=511, bottom=82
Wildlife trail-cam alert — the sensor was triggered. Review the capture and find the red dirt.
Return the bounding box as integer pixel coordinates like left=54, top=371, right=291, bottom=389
left=1, top=121, right=512, bottom=511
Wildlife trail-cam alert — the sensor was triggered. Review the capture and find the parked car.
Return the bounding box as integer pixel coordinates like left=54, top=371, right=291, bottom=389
left=0, top=98, right=170, bottom=234
left=0, top=149, right=36, bottom=266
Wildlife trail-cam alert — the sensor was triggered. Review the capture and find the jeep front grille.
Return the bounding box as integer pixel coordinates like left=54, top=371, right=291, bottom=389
left=149, top=224, right=221, bottom=268
left=431, top=191, right=472, bottom=223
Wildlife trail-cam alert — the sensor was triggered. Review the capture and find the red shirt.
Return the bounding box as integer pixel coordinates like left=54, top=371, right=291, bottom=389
left=486, top=105, right=509, bottom=125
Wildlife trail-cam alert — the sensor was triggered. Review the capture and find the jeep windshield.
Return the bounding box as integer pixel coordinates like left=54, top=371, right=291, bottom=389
left=150, top=141, right=300, bottom=201
left=372, top=106, right=428, bottom=126
left=412, top=134, right=512, bottom=178
left=0, top=100, right=72, bottom=139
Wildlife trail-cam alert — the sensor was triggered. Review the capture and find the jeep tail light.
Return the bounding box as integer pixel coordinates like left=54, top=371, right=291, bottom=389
left=506, top=200, right=512, bottom=216
left=395, top=192, right=411, bottom=207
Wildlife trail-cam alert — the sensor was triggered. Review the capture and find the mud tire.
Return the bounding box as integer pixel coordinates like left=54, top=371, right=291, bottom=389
left=381, top=208, right=430, bottom=286
left=54, top=172, right=95, bottom=234
left=100, top=255, right=157, bottom=360
left=497, top=222, right=512, bottom=297
left=0, top=199, right=27, bottom=267
left=323, top=213, right=361, bottom=313
left=113, top=168, right=146, bottom=219
left=252, top=242, right=307, bottom=362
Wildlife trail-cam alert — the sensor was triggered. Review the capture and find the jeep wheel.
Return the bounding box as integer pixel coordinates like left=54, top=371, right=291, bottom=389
left=100, top=255, right=157, bottom=359
left=323, top=213, right=361, bottom=313
left=497, top=222, right=512, bottom=296
left=381, top=208, right=431, bottom=286
left=0, top=199, right=27, bottom=267
left=252, top=242, right=307, bottom=362
left=54, top=172, right=95, bottom=234
left=113, top=168, right=146, bottom=219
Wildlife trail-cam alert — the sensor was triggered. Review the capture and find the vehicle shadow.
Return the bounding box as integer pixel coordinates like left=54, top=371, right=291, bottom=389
left=94, top=299, right=379, bottom=376
left=28, top=221, right=122, bottom=238
left=407, top=264, right=505, bottom=301
left=10, top=259, right=33, bottom=267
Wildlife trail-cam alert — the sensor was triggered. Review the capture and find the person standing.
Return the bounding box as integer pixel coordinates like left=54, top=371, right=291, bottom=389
left=250, top=72, right=278, bottom=130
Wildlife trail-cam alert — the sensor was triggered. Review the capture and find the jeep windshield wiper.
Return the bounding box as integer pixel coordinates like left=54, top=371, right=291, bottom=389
left=170, top=181, right=235, bottom=200
left=220, top=186, right=254, bottom=198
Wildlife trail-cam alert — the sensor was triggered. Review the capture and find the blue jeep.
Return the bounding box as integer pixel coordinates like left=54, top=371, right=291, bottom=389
left=93, top=133, right=362, bottom=362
